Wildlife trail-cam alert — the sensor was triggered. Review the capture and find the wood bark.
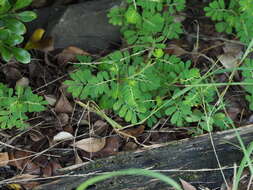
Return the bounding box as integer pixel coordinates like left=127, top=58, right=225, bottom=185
left=35, top=125, right=253, bottom=190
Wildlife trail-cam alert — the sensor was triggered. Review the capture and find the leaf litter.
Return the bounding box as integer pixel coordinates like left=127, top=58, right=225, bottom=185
left=0, top=0, right=252, bottom=189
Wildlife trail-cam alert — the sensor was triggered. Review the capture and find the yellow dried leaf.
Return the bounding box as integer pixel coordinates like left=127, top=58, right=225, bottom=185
left=25, top=28, right=45, bottom=50
left=25, top=28, right=54, bottom=51
left=7, top=184, right=22, bottom=190
left=31, top=28, right=45, bottom=42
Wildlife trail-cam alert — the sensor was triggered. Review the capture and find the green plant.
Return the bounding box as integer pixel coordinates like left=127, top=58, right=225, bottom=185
left=108, top=0, right=185, bottom=50
left=204, top=0, right=253, bottom=44
left=241, top=58, right=253, bottom=110
left=65, top=51, right=229, bottom=132
left=232, top=141, right=253, bottom=190
left=0, top=0, right=37, bottom=63
left=64, top=0, right=233, bottom=133
left=0, top=84, right=47, bottom=128
left=0, top=1, right=48, bottom=129
left=76, top=168, right=182, bottom=190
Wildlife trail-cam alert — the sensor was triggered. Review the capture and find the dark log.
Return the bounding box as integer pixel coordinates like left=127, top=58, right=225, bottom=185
left=35, top=125, right=253, bottom=190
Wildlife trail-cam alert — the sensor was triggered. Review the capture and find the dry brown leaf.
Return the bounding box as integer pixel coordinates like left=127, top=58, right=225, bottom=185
left=22, top=181, right=40, bottom=190
left=165, top=40, right=188, bottom=56
left=29, top=131, right=44, bottom=142
left=8, top=173, right=38, bottom=180
left=63, top=125, right=74, bottom=134
left=218, top=52, right=242, bottom=69
left=37, top=37, right=54, bottom=52
left=173, top=13, right=186, bottom=23
left=73, top=137, right=106, bottom=153
left=167, top=44, right=187, bottom=56
left=94, top=120, right=107, bottom=128
left=93, top=120, right=108, bottom=135
left=57, top=46, right=90, bottom=64
left=53, top=131, right=73, bottom=142
left=218, top=42, right=243, bottom=70
left=180, top=179, right=197, bottom=190
left=8, top=151, right=30, bottom=170
left=227, top=103, right=241, bottom=121
left=24, top=160, right=41, bottom=175
left=0, top=152, right=9, bottom=167
left=51, top=161, right=62, bottom=175
left=44, top=94, right=57, bottom=106
left=123, top=142, right=138, bottom=151
left=91, top=136, right=121, bottom=158
left=223, top=42, right=243, bottom=54
left=42, top=164, right=52, bottom=177
left=2, top=66, right=22, bottom=82
left=121, top=125, right=145, bottom=137
left=59, top=83, right=72, bottom=98
left=58, top=113, right=69, bottom=126
left=55, top=94, right=73, bottom=113
left=75, top=153, right=83, bottom=165
left=33, top=156, right=48, bottom=168
left=63, top=46, right=90, bottom=55
left=15, top=77, right=29, bottom=87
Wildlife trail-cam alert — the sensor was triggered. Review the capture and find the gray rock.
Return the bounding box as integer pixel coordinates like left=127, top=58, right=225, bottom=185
left=26, top=0, right=121, bottom=53
left=48, top=0, right=121, bottom=52
left=25, top=6, right=67, bottom=39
